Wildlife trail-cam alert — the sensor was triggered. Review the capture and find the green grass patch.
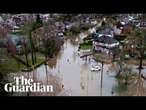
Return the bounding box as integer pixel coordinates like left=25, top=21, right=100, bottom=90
left=79, top=39, right=93, bottom=50
left=0, top=57, right=26, bottom=74
left=27, top=57, right=44, bottom=66
left=80, top=44, right=92, bottom=50
left=64, top=31, right=73, bottom=37
left=0, top=53, right=45, bottom=74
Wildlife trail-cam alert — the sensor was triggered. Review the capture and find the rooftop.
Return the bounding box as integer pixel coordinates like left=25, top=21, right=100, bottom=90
left=94, top=35, right=119, bottom=44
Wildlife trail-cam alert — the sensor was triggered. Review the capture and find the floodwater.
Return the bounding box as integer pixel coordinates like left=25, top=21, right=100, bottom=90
left=1, top=14, right=145, bottom=96
left=33, top=31, right=118, bottom=96
left=7, top=29, right=146, bottom=96
left=7, top=30, right=118, bottom=96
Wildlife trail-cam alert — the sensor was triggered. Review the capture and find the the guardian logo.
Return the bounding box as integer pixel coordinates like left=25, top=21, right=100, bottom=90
left=4, top=76, right=53, bottom=93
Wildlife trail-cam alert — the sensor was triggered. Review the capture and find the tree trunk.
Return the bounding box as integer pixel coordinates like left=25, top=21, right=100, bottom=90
left=34, top=51, right=37, bottom=64
left=25, top=52, right=29, bottom=67
left=100, top=61, right=104, bottom=96
left=36, top=14, right=42, bottom=24
left=45, top=64, right=48, bottom=84
left=29, top=33, right=35, bottom=65
left=139, top=57, right=143, bottom=69
left=31, top=46, right=35, bottom=65
left=138, top=67, right=142, bottom=79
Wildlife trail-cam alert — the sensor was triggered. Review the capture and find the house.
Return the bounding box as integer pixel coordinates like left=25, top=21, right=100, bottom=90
left=119, top=14, right=132, bottom=25
left=41, top=14, right=50, bottom=22
left=140, top=21, right=146, bottom=28
left=115, top=20, right=133, bottom=34
left=132, top=19, right=140, bottom=27
left=97, top=26, right=114, bottom=37
left=93, top=34, right=119, bottom=55
left=113, top=26, right=122, bottom=35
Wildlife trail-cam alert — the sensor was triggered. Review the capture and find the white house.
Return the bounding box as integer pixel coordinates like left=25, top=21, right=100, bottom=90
left=93, top=35, right=119, bottom=55
left=113, top=26, right=122, bottom=35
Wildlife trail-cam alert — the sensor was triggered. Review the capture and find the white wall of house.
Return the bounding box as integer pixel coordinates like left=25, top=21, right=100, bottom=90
left=93, top=41, right=119, bottom=49
left=113, top=26, right=122, bottom=35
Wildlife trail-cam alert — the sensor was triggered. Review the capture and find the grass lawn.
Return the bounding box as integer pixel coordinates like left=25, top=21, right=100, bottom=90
left=0, top=52, right=45, bottom=74
left=0, top=57, right=25, bottom=74
left=27, top=57, right=45, bottom=66
left=80, top=44, right=92, bottom=50
left=79, top=39, right=92, bottom=50
left=17, top=52, right=45, bottom=65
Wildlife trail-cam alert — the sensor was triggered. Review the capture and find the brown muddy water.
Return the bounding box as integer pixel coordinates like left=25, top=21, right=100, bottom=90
left=7, top=30, right=146, bottom=96
left=7, top=32, right=117, bottom=96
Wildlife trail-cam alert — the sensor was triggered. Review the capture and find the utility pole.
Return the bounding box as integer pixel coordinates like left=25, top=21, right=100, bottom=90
left=100, top=61, right=104, bottom=96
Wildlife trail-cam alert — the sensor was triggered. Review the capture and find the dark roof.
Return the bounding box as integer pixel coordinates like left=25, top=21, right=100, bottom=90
left=94, top=35, right=118, bottom=44
left=98, top=27, right=114, bottom=35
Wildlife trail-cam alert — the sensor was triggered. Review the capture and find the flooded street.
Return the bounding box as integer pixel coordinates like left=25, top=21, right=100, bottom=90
left=7, top=31, right=118, bottom=96
left=6, top=30, right=121, bottom=96
left=41, top=31, right=117, bottom=96
left=2, top=14, right=146, bottom=96
left=7, top=30, right=146, bottom=96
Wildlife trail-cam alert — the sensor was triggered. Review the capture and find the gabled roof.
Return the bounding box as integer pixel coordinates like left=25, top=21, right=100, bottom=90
left=94, top=35, right=118, bottom=44
left=98, top=26, right=114, bottom=35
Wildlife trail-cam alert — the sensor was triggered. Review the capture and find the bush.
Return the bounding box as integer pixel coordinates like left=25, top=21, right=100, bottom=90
left=64, top=30, right=73, bottom=37
left=80, top=24, right=90, bottom=31
left=70, top=26, right=81, bottom=34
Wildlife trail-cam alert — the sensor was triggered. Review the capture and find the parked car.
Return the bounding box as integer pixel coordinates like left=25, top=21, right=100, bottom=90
left=90, top=65, right=101, bottom=71
left=124, top=54, right=130, bottom=59
left=58, top=32, right=64, bottom=37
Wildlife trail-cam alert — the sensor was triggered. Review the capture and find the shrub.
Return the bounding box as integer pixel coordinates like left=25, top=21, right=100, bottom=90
left=70, top=26, right=80, bottom=34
